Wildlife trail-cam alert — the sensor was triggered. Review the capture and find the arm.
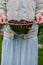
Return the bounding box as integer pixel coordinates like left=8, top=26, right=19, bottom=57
left=36, top=0, right=43, bottom=14
left=0, top=0, right=6, bottom=12
left=0, top=0, right=7, bottom=24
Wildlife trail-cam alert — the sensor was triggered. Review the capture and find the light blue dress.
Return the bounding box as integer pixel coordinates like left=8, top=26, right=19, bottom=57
left=1, top=0, right=38, bottom=65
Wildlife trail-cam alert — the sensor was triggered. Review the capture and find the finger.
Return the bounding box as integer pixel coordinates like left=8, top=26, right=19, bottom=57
left=38, top=19, right=43, bottom=24
left=38, top=21, right=43, bottom=24
left=3, top=16, right=6, bottom=22
left=0, top=13, right=7, bottom=24
left=36, top=13, right=42, bottom=21
left=36, top=16, right=39, bottom=22
left=1, top=15, right=6, bottom=23
left=37, top=16, right=42, bottom=23
left=2, top=14, right=7, bottom=19
left=39, top=16, right=43, bottom=24
left=0, top=18, right=6, bottom=24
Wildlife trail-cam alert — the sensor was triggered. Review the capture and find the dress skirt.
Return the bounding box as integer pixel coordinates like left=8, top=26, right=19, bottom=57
left=1, top=35, right=38, bottom=65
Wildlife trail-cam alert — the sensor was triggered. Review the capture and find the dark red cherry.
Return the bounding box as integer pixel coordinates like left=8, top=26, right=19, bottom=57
left=9, top=20, right=15, bottom=23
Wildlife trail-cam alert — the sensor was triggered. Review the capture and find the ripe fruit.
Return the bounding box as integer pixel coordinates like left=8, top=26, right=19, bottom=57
left=8, top=19, right=33, bottom=24
left=9, top=20, right=15, bottom=23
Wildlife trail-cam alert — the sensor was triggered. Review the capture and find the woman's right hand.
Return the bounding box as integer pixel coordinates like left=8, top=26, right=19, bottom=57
left=0, top=12, right=7, bottom=24
left=36, top=13, right=43, bottom=24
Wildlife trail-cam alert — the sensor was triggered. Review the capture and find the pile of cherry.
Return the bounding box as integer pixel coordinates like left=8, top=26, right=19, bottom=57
left=8, top=19, right=33, bottom=24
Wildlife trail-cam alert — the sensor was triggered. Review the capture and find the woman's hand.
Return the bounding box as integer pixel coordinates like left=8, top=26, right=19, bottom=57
left=36, top=13, right=43, bottom=24
left=0, top=12, right=7, bottom=24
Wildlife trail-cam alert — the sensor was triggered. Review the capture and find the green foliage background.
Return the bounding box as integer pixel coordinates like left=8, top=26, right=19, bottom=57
left=38, top=24, right=43, bottom=65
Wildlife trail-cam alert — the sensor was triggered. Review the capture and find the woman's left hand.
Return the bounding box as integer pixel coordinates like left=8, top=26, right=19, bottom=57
left=36, top=12, right=43, bottom=24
